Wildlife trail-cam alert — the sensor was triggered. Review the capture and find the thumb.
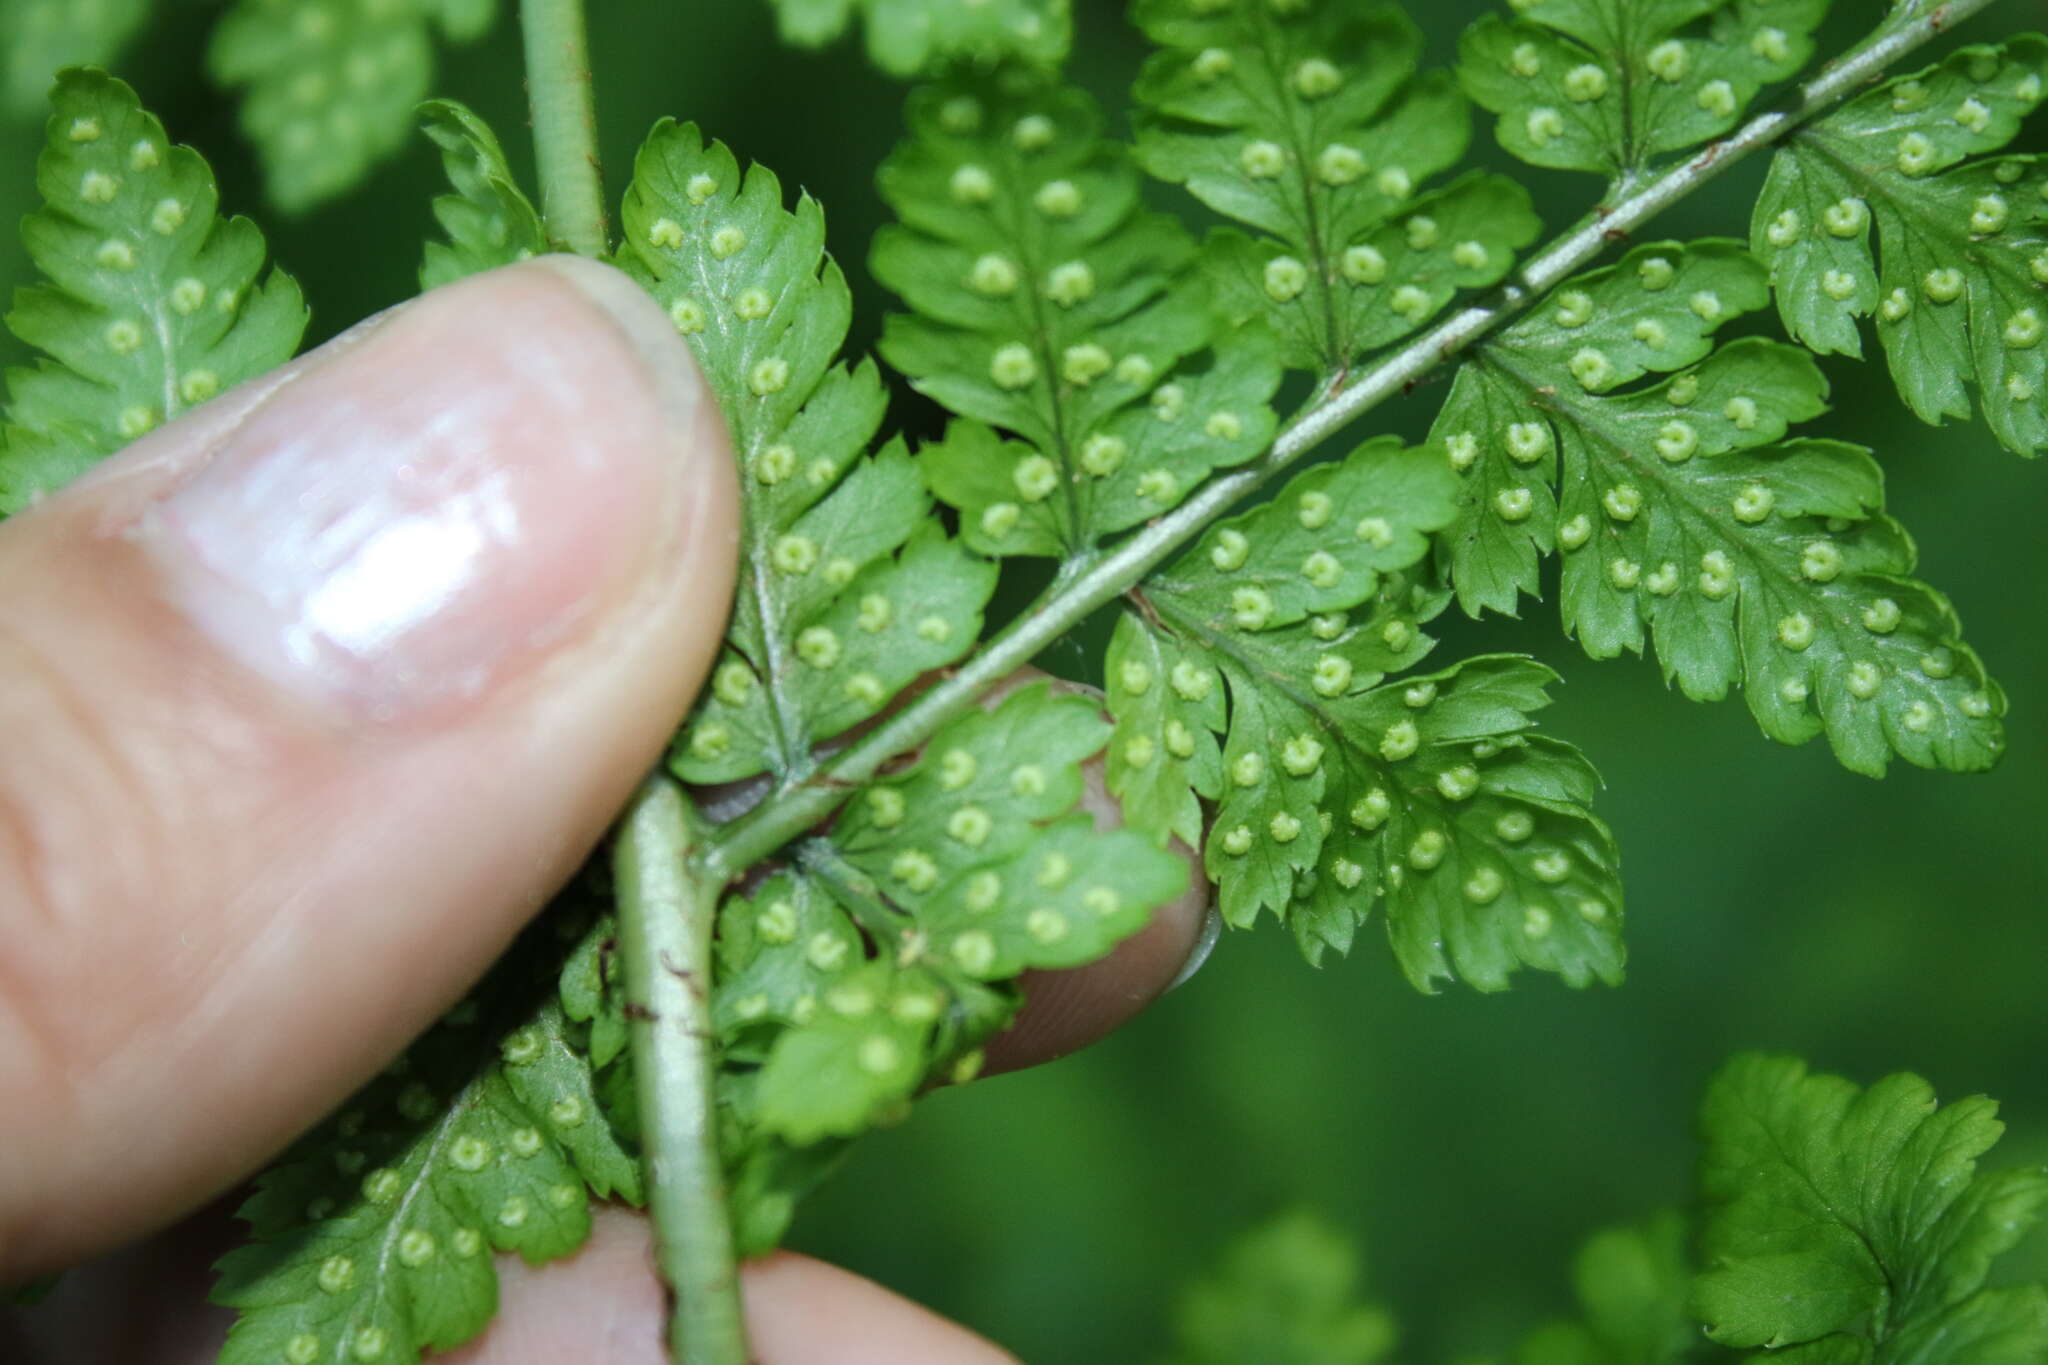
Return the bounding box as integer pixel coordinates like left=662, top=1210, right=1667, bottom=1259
left=0, top=256, right=738, bottom=1279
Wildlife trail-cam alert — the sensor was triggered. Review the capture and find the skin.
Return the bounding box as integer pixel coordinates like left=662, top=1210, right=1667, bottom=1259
left=0, top=258, right=1206, bottom=1362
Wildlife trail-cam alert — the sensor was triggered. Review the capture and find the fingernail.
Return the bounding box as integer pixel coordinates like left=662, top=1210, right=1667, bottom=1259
left=1166, top=902, right=1224, bottom=993
left=140, top=258, right=709, bottom=717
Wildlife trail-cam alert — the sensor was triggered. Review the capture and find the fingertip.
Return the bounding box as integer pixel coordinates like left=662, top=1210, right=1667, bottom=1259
left=983, top=726, right=1211, bottom=1074
left=0, top=257, right=742, bottom=1274
left=744, top=1253, right=1019, bottom=1364
left=439, top=1209, right=1015, bottom=1365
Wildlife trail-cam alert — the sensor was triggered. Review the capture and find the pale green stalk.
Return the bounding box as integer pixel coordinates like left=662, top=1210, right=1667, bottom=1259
left=614, top=779, right=750, bottom=1365
left=520, top=0, right=608, bottom=256
left=702, top=0, right=1997, bottom=881
left=521, top=6, right=747, bottom=1357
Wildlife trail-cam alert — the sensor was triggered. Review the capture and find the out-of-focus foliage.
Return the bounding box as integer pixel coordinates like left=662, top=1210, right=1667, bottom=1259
left=764, top=0, right=1071, bottom=77
left=1163, top=1211, right=1397, bottom=1365
left=0, top=0, right=149, bottom=117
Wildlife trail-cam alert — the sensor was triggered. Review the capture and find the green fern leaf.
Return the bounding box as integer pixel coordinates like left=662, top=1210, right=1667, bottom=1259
left=1434, top=239, right=2004, bottom=776
left=0, top=0, right=150, bottom=116
left=830, top=683, right=1189, bottom=973
left=557, top=907, right=862, bottom=1256
left=1459, top=0, right=1828, bottom=178
left=713, top=683, right=1186, bottom=1144
left=765, top=0, right=1071, bottom=77
left=874, top=79, right=1283, bottom=555
left=615, top=117, right=1187, bottom=1150
left=1753, top=37, right=2048, bottom=455
left=713, top=870, right=983, bottom=1157
left=1113, top=438, right=1624, bottom=987
left=418, top=99, right=544, bottom=291
left=1165, top=1211, right=1396, bottom=1365
left=617, top=121, right=999, bottom=784
left=717, top=1097, right=855, bottom=1258
left=1134, top=0, right=1539, bottom=377
left=0, top=69, right=307, bottom=514
left=1694, top=1054, right=2048, bottom=1361
left=213, top=992, right=640, bottom=1365
left=210, top=0, right=498, bottom=213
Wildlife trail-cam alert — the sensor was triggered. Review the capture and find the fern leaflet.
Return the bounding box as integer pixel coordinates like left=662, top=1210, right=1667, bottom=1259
left=1433, top=237, right=2005, bottom=775
left=1695, top=1053, right=2048, bottom=1362
left=610, top=115, right=1190, bottom=1232
left=621, top=121, right=1000, bottom=785
left=1134, top=0, right=1540, bottom=378
left=418, top=99, right=545, bottom=291
left=0, top=69, right=307, bottom=515
left=213, top=962, right=640, bottom=1365
left=1511, top=1212, right=1696, bottom=1365
left=1113, top=438, right=1624, bottom=986
left=1754, top=36, right=2048, bottom=456
left=1459, top=0, right=1827, bottom=179
left=876, top=78, right=1284, bottom=556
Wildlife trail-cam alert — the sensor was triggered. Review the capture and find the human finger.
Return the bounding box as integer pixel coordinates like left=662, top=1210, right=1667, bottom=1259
left=0, top=256, right=739, bottom=1279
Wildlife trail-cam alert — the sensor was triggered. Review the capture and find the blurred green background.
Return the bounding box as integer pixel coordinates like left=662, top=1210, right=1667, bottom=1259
left=2, top=1, right=2043, bottom=1359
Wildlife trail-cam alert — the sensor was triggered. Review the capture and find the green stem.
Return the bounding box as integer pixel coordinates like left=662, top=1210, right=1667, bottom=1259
left=701, top=0, right=1990, bottom=882
left=520, top=0, right=608, bottom=257
left=614, top=779, right=748, bottom=1365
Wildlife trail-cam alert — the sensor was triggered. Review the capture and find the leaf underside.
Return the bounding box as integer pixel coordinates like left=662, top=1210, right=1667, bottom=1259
left=875, top=77, right=1284, bottom=558
left=1459, top=0, right=1828, bottom=179
left=0, top=68, right=307, bottom=515
left=616, top=115, right=1192, bottom=1235
left=1114, top=436, right=1625, bottom=989
left=417, top=98, right=546, bottom=291
left=213, top=935, right=641, bottom=1365
left=1433, top=238, right=2005, bottom=777
left=1135, top=0, right=1541, bottom=379
left=1754, top=37, right=2048, bottom=457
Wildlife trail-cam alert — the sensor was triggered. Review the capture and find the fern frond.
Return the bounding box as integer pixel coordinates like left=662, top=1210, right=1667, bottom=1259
left=418, top=100, right=544, bottom=291
left=876, top=79, right=1283, bottom=556
left=1460, top=0, right=1828, bottom=179
left=1112, top=438, right=1623, bottom=987
left=210, top=0, right=498, bottom=212
left=0, top=0, right=150, bottom=116
left=614, top=121, right=1188, bottom=1190
left=1754, top=36, right=2048, bottom=455
left=1434, top=239, right=2004, bottom=776
left=618, top=121, right=999, bottom=784
left=1134, top=0, right=1539, bottom=378
left=0, top=69, right=307, bottom=514
left=213, top=985, right=639, bottom=1365
left=764, top=0, right=1070, bottom=77
left=1695, top=1054, right=2048, bottom=1361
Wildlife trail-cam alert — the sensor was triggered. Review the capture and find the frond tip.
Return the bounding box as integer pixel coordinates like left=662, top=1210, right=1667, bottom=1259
left=1434, top=239, right=2005, bottom=776
left=1, top=69, right=307, bottom=515
left=619, top=121, right=998, bottom=785
left=1756, top=36, right=2048, bottom=456
left=1114, top=438, right=1625, bottom=989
